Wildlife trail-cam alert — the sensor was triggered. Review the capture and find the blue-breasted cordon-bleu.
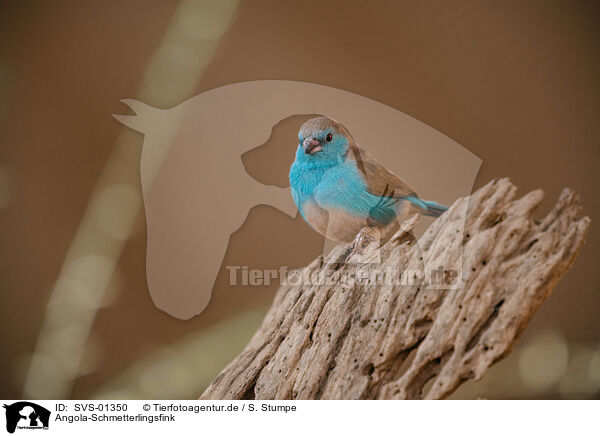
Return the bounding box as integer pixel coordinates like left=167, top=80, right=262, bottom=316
left=289, top=116, right=448, bottom=254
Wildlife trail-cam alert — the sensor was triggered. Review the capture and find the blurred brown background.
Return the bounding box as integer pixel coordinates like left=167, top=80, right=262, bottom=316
left=0, top=0, right=598, bottom=399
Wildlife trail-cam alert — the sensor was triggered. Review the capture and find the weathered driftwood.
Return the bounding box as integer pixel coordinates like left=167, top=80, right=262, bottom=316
left=201, top=179, right=590, bottom=399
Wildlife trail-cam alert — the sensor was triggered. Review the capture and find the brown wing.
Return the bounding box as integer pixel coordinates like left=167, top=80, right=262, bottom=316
left=346, top=141, right=417, bottom=198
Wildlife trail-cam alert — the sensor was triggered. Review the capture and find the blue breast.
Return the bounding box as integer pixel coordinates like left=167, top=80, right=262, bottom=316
left=289, top=150, right=329, bottom=220
left=289, top=147, right=397, bottom=226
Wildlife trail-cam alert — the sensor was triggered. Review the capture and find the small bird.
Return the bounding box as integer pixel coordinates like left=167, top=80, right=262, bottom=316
left=289, top=116, right=448, bottom=253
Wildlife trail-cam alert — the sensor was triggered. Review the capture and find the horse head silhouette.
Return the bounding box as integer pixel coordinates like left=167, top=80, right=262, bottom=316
left=114, top=81, right=480, bottom=319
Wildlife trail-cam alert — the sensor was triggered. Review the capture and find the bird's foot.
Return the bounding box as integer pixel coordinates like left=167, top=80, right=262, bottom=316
left=345, top=227, right=380, bottom=261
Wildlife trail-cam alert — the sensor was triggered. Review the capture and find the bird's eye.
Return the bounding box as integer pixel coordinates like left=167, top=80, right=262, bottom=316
left=326, top=133, right=333, bottom=142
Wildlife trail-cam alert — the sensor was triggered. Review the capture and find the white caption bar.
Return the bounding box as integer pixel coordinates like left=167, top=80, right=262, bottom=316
left=1, top=400, right=596, bottom=435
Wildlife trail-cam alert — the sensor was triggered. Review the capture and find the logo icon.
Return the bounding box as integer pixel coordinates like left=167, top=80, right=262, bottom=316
left=3, top=402, right=50, bottom=434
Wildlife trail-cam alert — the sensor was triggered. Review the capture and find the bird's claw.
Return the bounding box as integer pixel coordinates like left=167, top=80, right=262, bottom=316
left=345, top=227, right=379, bottom=261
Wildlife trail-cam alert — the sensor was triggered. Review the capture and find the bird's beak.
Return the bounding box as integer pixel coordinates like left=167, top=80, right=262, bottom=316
left=303, top=137, right=322, bottom=155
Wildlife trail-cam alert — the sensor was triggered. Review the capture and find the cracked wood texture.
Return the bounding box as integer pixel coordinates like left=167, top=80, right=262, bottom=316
left=201, top=179, right=590, bottom=400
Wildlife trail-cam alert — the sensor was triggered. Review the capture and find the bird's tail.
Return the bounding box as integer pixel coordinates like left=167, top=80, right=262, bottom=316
left=406, top=197, right=448, bottom=218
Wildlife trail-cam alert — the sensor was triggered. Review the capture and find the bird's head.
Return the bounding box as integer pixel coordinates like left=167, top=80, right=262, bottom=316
left=297, top=116, right=352, bottom=164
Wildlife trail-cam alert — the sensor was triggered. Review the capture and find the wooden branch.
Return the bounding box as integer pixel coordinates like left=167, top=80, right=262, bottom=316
left=201, top=179, right=591, bottom=400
